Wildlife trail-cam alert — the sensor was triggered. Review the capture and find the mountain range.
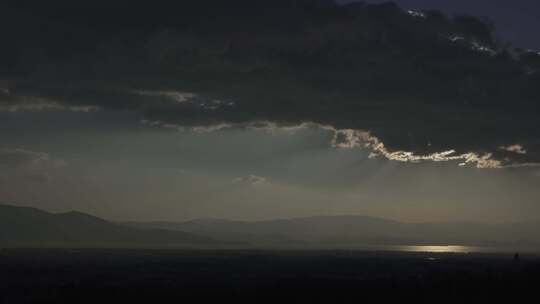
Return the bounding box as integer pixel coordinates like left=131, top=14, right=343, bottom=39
left=127, top=216, right=540, bottom=248
left=2, top=203, right=539, bottom=249
left=0, top=204, right=214, bottom=247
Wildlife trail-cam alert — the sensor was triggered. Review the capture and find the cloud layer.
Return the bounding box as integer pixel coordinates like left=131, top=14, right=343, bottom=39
left=1, top=0, right=539, bottom=166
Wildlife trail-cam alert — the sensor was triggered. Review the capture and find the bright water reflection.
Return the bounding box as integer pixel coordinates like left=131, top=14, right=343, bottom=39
left=396, top=245, right=474, bottom=253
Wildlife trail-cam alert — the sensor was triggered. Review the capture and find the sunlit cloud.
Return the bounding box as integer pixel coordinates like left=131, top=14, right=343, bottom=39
left=140, top=120, right=187, bottom=131
left=141, top=120, right=234, bottom=133
left=499, top=144, right=527, bottom=155
left=245, top=123, right=539, bottom=169
left=246, top=121, right=316, bottom=134
left=0, top=90, right=99, bottom=113
left=139, top=120, right=540, bottom=169
left=407, top=10, right=426, bottom=18
left=471, top=41, right=497, bottom=55
left=192, top=123, right=234, bottom=133
left=0, top=99, right=99, bottom=113
left=132, top=89, right=236, bottom=110
left=133, top=90, right=197, bottom=103
left=448, top=36, right=497, bottom=56
left=322, top=127, right=503, bottom=169
left=141, top=120, right=311, bottom=134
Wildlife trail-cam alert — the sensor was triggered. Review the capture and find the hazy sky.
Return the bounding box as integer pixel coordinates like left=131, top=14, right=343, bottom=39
left=1, top=110, right=539, bottom=223
left=1, top=1, right=539, bottom=223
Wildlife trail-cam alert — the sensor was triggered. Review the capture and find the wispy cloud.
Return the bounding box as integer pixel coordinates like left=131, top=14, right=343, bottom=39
left=233, top=174, right=271, bottom=186
left=132, top=89, right=235, bottom=111
left=132, top=90, right=197, bottom=103
left=0, top=92, right=99, bottom=113
left=0, top=148, right=67, bottom=182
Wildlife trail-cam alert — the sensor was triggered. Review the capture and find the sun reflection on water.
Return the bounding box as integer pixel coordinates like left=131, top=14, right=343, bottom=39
left=397, top=245, right=472, bottom=253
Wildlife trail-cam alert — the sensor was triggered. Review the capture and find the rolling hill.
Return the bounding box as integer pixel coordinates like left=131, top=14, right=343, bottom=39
left=2, top=203, right=539, bottom=249
left=0, top=204, right=214, bottom=247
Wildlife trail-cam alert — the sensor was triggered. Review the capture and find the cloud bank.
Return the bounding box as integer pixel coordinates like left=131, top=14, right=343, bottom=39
left=1, top=0, right=539, bottom=167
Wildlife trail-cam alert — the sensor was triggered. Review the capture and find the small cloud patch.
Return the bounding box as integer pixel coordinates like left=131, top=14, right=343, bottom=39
left=233, top=175, right=271, bottom=186
left=500, top=144, right=527, bottom=155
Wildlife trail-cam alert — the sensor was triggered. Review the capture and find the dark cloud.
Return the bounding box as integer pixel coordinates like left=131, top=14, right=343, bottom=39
left=1, top=0, right=539, bottom=165
left=339, top=0, right=540, bottom=49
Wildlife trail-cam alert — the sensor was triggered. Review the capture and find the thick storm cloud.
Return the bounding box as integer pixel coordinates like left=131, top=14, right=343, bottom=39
left=1, top=0, right=539, bottom=167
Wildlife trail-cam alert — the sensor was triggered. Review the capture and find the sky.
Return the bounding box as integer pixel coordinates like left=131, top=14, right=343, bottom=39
left=339, top=0, right=540, bottom=49
left=1, top=0, right=539, bottom=223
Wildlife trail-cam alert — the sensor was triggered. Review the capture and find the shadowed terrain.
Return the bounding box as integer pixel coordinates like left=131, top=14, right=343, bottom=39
left=0, top=204, right=214, bottom=247
left=129, top=216, right=540, bottom=249
left=2, top=203, right=539, bottom=249
left=0, top=249, right=539, bottom=304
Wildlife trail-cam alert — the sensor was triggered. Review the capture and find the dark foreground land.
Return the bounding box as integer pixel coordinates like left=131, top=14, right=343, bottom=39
left=1, top=249, right=539, bottom=304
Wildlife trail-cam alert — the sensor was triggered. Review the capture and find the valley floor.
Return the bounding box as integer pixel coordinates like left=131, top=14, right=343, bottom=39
left=1, top=249, right=539, bottom=303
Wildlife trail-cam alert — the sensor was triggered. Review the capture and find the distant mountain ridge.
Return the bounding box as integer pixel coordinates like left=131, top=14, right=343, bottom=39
left=2, top=203, right=539, bottom=249
left=127, top=215, right=540, bottom=248
left=0, top=204, right=214, bottom=247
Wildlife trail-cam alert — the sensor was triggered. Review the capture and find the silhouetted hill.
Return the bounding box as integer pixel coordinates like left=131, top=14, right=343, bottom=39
left=128, top=215, right=540, bottom=248
left=2, top=203, right=539, bottom=249
left=0, top=204, right=214, bottom=247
